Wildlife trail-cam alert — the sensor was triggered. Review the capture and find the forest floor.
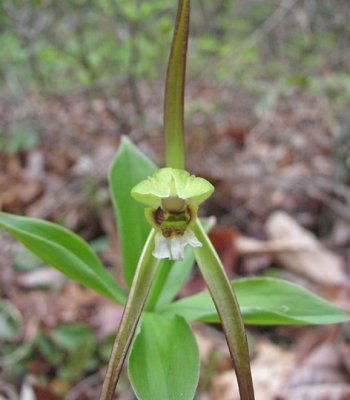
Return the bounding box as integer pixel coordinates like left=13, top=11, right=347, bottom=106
left=1, top=84, right=350, bottom=399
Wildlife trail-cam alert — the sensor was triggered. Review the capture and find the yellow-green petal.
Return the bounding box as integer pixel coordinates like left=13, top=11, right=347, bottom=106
left=131, top=168, right=214, bottom=208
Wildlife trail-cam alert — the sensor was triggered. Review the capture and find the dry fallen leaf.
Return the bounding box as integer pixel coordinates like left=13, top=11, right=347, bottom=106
left=17, top=267, right=66, bottom=289
left=277, top=343, right=350, bottom=400
left=89, top=300, right=123, bottom=339
left=266, top=211, right=347, bottom=284
left=210, top=339, right=294, bottom=400
left=276, top=384, right=350, bottom=400
left=235, top=211, right=347, bottom=285
left=208, top=227, right=237, bottom=274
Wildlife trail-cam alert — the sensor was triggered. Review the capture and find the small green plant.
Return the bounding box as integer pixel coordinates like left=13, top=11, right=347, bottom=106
left=0, top=130, right=39, bottom=155
left=0, top=1, right=349, bottom=400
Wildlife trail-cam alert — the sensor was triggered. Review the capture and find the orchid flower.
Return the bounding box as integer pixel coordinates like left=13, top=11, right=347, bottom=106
left=131, top=168, right=214, bottom=260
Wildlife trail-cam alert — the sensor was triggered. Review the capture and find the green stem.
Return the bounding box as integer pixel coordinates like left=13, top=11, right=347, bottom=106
left=144, top=259, right=173, bottom=311
left=164, top=0, right=190, bottom=169
left=192, top=220, right=255, bottom=400
left=100, top=230, right=159, bottom=400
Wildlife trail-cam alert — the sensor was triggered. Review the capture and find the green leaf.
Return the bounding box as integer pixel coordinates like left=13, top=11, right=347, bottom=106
left=0, top=300, right=21, bottom=341
left=52, top=323, right=95, bottom=353
left=0, top=212, right=126, bottom=304
left=52, top=323, right=96, bottom=381
left=160, top=277, right=350, bottom=325
left=109, top=136, right=157, bottom=288
left=36, top=332, right=63, bottom=365
left=99, top=333, right=116, bottom=363
left=128, top=313, right=199, bottom=400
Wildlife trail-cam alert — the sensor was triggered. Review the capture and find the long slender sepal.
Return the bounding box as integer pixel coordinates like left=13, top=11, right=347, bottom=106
left=100, top=230, right=159, bottom=400
left=192, top=220, right=255, bottom=400
left=164, top=0, right=190, bottom=169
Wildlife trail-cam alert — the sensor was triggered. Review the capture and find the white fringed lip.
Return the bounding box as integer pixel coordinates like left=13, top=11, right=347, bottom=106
left=152, top=230, right=202, bottom=261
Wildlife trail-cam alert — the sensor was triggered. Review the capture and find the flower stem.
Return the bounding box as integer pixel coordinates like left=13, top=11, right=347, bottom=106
left=100, top=230, right=159, bottom=400
left=144, top=259, right=173, bottom=311
left=193, top=220, right=255, bottom=400
left=164, top=0, right=190, bottom=169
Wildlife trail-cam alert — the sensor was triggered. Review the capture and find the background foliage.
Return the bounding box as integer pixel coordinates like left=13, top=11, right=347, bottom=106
left=1, top=0, right=350, bottom=136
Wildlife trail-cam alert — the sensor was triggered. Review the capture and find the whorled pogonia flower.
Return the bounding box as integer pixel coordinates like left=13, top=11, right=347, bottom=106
left=131, top=168, right=214, bottom=260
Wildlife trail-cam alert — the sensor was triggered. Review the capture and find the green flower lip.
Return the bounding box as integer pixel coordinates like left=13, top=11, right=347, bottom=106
left=131, top=167, right=214, bottom=211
